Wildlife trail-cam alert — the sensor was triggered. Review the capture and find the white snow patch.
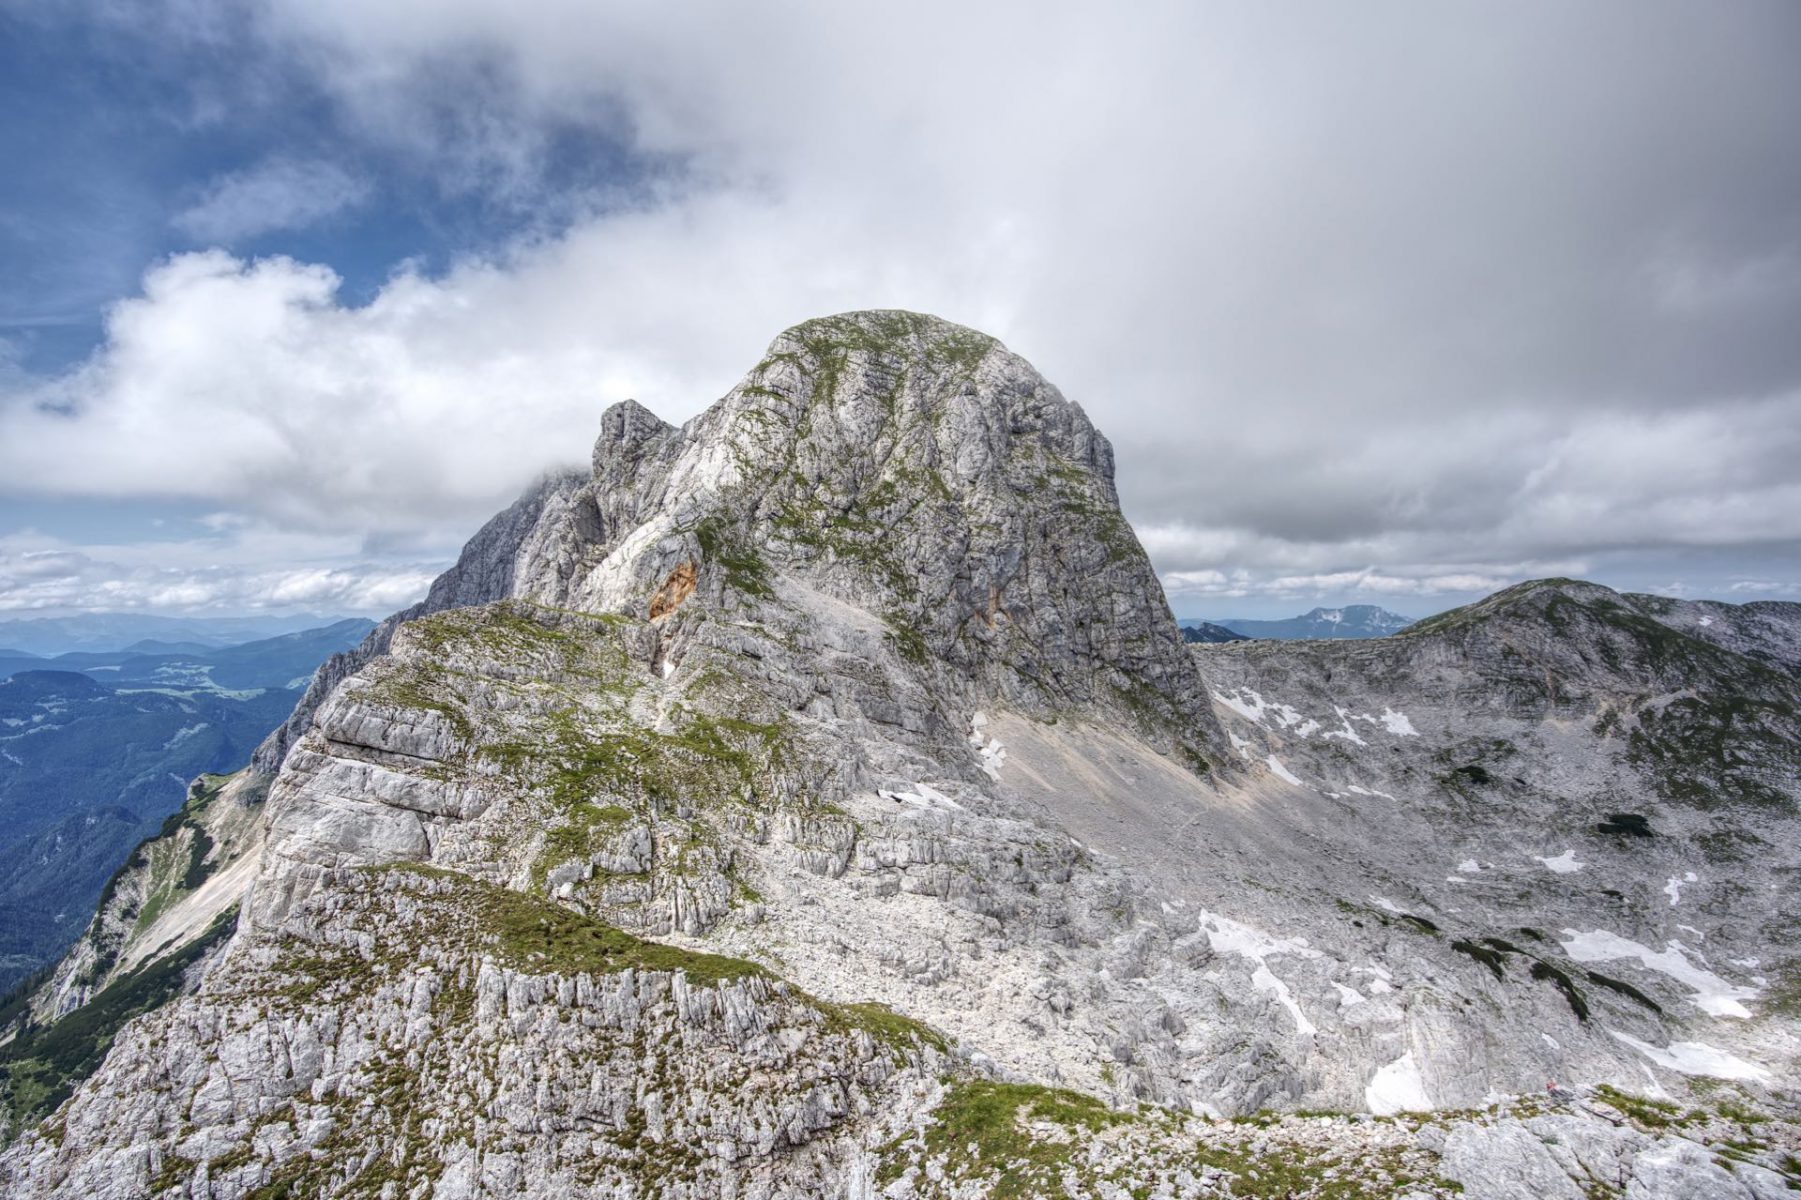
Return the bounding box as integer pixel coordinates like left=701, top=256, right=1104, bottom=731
left=1663, top=871, right=1697, bottom=906
left=1674, top=938, right=1711, bottom=965
left=1212, top=688, right=1307, bottom=729
left=1332, top=982, right=1365, bottom=1009
left=1265, top=755, right=1304, bottom=786
left=1561, top=929, right=1759, bottom=1018
left=1201, top=912, right=1319, bottom=1036
left=1228, top=732, right=1255, bottom=756
left=1365, top=1052, right=1431, bottom=1114
left=1321, top=707, right=1368, bottom=746
left=1457, top=859, right=1481, bottom=874
left=1730, top=957, right=1760, bottom=968
left=1535, top=849, right=1585, bottom=874
left=1345, top=784, right=1397, bottom=801
left=1698, top=616, right=1714, bottom=627
left=880, top=783, right=965, bottom=812
left=1378, top=708, right=1418, bottom=736
left=1294, top=719, right=1322, bottom=738
left=1542, top=1033, right=1560, bottom=1050
left=0, top=749, right=20, bottom=766
left=660, top=659, right=675, bottom=679
left=1609, top=1032, right=1769, bottom=1082
left=1370, top=896, right=1404, bottom=915
left=1366, top=978, right=1394, bottom=995
left=967, top=713, right=1006, bottom=778
left=1676, top=924, right=1706, bottom=941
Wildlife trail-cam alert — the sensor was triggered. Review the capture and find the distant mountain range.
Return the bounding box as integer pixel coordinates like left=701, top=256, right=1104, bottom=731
left=0, top=612, right=356, bottom=657
left=1183, top=604, right=1416, bottom=640
left=0, top=618, right=376, bottom=694
left=0, top=619, right=374, bottom=993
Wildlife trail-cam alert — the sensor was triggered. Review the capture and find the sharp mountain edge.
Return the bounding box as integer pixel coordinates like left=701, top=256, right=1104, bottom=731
left=2, top=311, right=1797, bottom=1199
left=1178, top=622, right=1249, bottom=645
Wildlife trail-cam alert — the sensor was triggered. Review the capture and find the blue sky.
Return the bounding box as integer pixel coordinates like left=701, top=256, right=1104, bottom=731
left=3, top=1, right=1800, bottom=621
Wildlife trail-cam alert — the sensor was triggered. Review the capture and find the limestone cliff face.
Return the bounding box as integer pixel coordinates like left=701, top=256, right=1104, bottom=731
left=516, top=311, right=1218, bottom=757
left=4, top=314, right=1797, bottom=1200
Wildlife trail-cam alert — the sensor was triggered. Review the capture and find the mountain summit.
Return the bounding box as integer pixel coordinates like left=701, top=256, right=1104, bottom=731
left=4, top=316, right=1796, bottom=1199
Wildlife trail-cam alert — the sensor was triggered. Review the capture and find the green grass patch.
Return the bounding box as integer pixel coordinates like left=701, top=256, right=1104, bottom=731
left=827, top=1001, right=948, bottom=1056
left=1594, top=1084, right=1698, bottom=1130
left=465, top=873, right=768, bottom=985
left=491, top=706, right=792, bottom=822
left=876, top=1080, right=1128, bottom=1198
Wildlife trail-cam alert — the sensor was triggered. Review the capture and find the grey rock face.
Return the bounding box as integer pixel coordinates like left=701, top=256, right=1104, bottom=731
left=4, top=314, right=1795, bottom=1199
left=249, top=469, right=589, bottom=777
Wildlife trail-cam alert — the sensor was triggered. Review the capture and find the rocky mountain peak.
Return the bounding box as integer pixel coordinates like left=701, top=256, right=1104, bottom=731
left=496, top=310, right=1223, bottom=762
left=589, top=396, right=676, bottom=477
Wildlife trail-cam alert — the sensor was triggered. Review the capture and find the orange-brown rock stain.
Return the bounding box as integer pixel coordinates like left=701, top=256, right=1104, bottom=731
left=649, top=560, right=699, bottom=620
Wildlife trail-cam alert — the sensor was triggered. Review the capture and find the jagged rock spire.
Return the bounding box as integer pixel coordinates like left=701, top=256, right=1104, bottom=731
left=591, top=397, right=676, bottom=478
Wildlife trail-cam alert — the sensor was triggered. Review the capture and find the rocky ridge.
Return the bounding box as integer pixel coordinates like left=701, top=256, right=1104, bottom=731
left=1, top=312, right=1796, bottom=1198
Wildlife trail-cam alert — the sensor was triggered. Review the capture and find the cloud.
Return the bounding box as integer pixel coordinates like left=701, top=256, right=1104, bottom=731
left=4, top=0, right=1801, bottom=616
left=1157, top=561, right=1588, bottom=606
left=0, top=528, right=436, bottom=616
left=173, top=158, right=370, bottom=242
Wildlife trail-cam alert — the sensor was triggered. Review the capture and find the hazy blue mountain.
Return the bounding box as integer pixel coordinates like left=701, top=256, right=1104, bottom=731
left=1177, top=619, right=1250, bottom=643
left=1216, top=604, right=1415, bottom=640
left=119, top=640, right=216, bottom=656
left=0, top=619, right=375, bottom=692
left=0, top=619, right=373, bottom=992
left=0, top=612, right=356, bottom=657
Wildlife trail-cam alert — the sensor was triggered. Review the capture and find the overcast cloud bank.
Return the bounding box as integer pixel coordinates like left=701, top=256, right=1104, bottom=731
left=2, top=0, right=1799, bottom=617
